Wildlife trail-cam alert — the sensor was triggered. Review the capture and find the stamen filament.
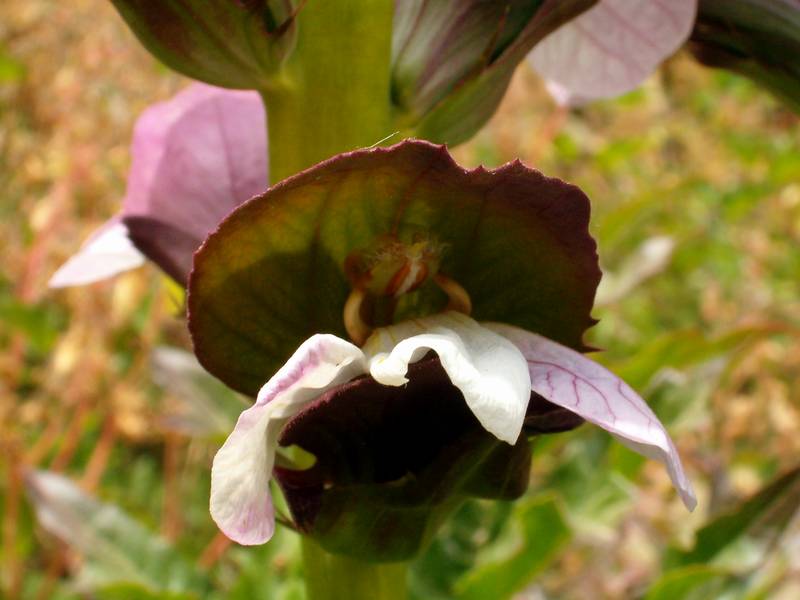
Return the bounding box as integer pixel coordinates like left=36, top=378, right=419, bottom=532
left=343, top=275, right=472, bottom=345
left=343, top=287, right=372, bottom=345
left=434, top=274, right=472, bottom=315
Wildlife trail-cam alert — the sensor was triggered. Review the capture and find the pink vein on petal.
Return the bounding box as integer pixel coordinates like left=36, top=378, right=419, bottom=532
left=602, top=3, right=661, bottom=53
left=485, top=323, right=695, bottom=510
left=527, top=359, right=618, bottom=423
left=573, top=21, right=636, bottom=69
left=529, top=0, right=698, bottom=101
left=652, top=0, right=682, bottom=29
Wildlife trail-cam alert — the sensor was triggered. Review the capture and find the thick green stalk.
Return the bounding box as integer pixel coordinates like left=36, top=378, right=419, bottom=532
left=301, top=538, right=408, bottom=600
left=261, top=2, right=407, bottom=597
left=263, top=0, right=395, bottom=183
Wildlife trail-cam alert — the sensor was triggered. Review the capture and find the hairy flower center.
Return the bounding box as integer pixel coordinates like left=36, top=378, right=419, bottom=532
left=342, top=234, right=471, bottom=344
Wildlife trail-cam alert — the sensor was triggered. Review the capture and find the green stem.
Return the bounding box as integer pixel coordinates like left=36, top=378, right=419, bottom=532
left=261, top=3, right=406, bottom=596
left=301, top=537, right=408, bottom=600
left=263, top=0, right=395, bottom=183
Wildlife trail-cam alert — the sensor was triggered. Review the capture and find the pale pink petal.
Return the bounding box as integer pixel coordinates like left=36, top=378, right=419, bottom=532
left=529, top=0, right=698, bottom=102
left=365, top=312, right=531, bottom=444
left=123, top=83, right=267, bottom=282
left=210, top=335, right=366, bottom=545
left=48, top=221, right=145, bottom=288
left=51, top=84, right=267, bottom=287
left=124, top=82, right=267, bottom=233
left=488, top=323, right=696, bottom=510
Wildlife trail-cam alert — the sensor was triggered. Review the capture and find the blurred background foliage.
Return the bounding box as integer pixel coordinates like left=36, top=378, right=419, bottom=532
left=1, top=1, right=799, bottom=599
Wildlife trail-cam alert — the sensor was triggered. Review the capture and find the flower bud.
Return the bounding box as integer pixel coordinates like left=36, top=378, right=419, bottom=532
left=109, top=0, right=297, bottom=88
left=392, top=0, right=597, bottom=144
left=690, top=0, right=800, bottom=112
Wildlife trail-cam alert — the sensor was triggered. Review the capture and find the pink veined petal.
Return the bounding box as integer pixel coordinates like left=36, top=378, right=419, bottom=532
left=488, top=323, right=697, bottom=510
left=210, top=335, right=366, bottom=545
left=124, top=82, right=267, bottom=234
left=528, top=0, right=698, bottom=102
left=48, top=221, right=145, bottom=288
left=365, top=312, right=531, bottom=445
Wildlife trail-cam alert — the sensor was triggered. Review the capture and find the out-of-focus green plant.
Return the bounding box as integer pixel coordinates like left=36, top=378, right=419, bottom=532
left=25, top=471, right=209, bottom=596
left=645, top=466, right=800, bottom=599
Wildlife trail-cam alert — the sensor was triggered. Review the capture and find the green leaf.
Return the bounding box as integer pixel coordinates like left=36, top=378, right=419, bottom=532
left=413, top=0, right=598, bottom=144
left=151, top=346, right=248, bottom=441
left=189, top=140, right=599, bottom=396
left=540, top=435, right=635, bottom=535
left=610, top=325, right=775, bottom=391
left=667, top=466, right=800, bottom=569
left=26, top=471, right=208, bottom=595
left=452, top=494, right=571, bottom=600
left=409, top=500, right=514, bottom=600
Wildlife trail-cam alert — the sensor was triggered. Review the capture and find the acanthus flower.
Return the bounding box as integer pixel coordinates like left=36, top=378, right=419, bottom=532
left=181, top=140, right=697, bottom=558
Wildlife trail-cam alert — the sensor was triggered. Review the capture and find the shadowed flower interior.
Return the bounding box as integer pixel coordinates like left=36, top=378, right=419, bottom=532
left=274, top=355, right=537, bottom=561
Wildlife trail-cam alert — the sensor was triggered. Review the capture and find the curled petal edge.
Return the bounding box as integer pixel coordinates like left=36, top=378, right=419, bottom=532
left=210, top=335, right=366, bottom=545
left=212, top=314, right=535, bottom=543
